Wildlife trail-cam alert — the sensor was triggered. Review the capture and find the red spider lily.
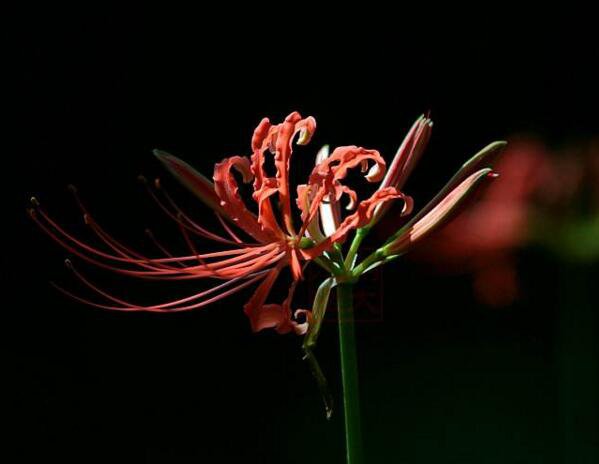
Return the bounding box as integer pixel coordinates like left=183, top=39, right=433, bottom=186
left=29, top=111, right=408, bottom=333
left=30, top=111, right=505, bottom=333
left=29, top=110, right=508, bottom=445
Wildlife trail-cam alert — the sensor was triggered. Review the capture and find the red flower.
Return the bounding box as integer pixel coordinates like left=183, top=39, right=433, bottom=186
left=30, top=112, right=406, bottom=333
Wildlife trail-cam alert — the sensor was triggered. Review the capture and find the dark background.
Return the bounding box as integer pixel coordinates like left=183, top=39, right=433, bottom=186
left=7, top=12, right=598, bottom=463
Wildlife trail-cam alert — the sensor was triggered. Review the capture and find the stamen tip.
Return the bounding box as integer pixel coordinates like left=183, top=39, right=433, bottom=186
left=30, top=196, right=40, bottom=207
left=67, top=184, right=78, bottom=194
left=83, top=213, right=91, bottom=225
left=154, top=178, right=161, bottom=189
left=137, top=174, right=148, bottom=184
left=64, top=258, right=73, bottom=269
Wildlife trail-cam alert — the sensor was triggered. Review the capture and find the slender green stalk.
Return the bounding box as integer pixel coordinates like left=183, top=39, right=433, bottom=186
left=344, top=227, right=369, bottom=268
left=329, top=243, right=346, bottom=264
left=337, top=283, right=363, bottom=464
left=314, top=255, right=342, bottom=276
left=352, top=248, right=386, bottom=277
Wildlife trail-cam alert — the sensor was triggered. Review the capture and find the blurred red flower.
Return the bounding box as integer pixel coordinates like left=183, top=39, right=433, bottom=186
left=410, top=138, right=549, bottom=306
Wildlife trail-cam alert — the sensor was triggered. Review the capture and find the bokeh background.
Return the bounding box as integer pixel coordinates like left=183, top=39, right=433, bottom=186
left=8, top=13, right=598, bottom=463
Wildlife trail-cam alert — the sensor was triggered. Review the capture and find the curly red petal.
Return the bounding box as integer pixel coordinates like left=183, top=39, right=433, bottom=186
left=301, top=187, right=409, bottom=258
left=250, top=112, right=317, bottom=239
left=296, top=145, right=392, bottom=239
left=213, top=156, right=277, bottom=243
left=244, top=270, right=309, bottom=335
left=312, top=145, right=387, bottom=184
left=275, top=112, right=305, bottom=234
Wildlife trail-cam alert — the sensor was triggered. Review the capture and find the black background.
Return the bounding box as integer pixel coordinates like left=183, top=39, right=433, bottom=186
left=7, top=12, right=598, bottom=463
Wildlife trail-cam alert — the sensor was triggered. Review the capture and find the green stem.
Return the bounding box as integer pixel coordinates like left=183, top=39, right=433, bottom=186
left=328, top=243, right=346, bottom=265
left=345, top=228, right=369, bottom=268
left=352, top=248, right=385, bottom=277
left=337, top=283, right=363, bottom=464
left=314, top=255, right=342, bottom=276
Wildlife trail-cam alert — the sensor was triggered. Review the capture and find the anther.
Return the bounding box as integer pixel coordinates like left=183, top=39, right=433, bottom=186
left=64, top=258, right=73, bottom=269
left=30, top=196, right=40, bottom=207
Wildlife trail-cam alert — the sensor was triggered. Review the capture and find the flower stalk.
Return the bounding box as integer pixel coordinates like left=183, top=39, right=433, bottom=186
left=344, top=227, right=370, bottom=268
left=336, top=282, right=363, bottom=464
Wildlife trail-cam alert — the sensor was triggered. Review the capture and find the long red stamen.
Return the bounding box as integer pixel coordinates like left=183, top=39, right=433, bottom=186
left=84, top=215, right=182, bottom=272
left=156, top=178, right=257, bottom=245
left=51, top=271, right=268, bottom=312
left=141, top=176, right=241, bottom=246
left=173, top=222, right=282, bottom=274
left=35, top=199, right=269, bottom=266
left=65, top=258, right=270, bottom=310
left=30, top=206, right=280, bottom=279
left=215, top=213, right=246, bottom=244
left=144, top=228, right=186, bottom=268
left=69, top=186, right=194, bottom=271
left=176, top=212, right=225, bottom=277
